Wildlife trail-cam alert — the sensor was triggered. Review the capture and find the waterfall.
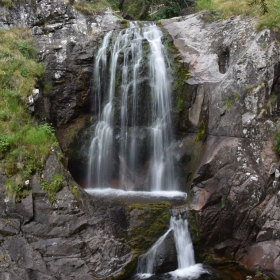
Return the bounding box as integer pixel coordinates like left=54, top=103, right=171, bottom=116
left=170, top=215, right=195, bottom=269
left=86, top=22, right=207, bottom=280
left=87, top=23, right=176, bottom=191
left=137, top=211, right=200, bottom=277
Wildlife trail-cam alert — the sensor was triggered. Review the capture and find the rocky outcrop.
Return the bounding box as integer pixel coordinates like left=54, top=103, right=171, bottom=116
left=0, top=151, right=171, bottom=279
left=162, top=12, right=280, bottom=279
left=0, top=0, right=123, bottom=156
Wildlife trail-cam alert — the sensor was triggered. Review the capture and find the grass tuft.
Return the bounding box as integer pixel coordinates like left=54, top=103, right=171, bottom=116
left=0, top=28, right=57, bottom=201
left=73, top=0, right=119, bottom=14
left=196, top=0, right=280, bottom=32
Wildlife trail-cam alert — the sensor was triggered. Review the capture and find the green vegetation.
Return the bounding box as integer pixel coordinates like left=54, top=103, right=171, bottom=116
left=234, top=93, right=241, bottom=100
left=73, top=0, right=119, bottom=14
left=150, top=0, right=191, bottom=20
left=0, top=28, right=57, bottom=201
left=70, top=185, right=80, bottom=202
left=195, top=119, right=206, bottom=142
left=225, top=97, right=231, bottom=109
left=128, top=202, right=170, bottom=253
left=255, top=267, right=269, bottom=280
left=196, top=0, right=280, bottom=32
left=273, top=130, right=280, bottom=155
left=267, top=93, right=277, bottom=107
left=41, top=173, right=64, bottom=203
left=5, top=178, right=32, bottom=202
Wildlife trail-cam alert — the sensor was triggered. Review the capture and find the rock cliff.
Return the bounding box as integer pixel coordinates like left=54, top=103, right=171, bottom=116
left=0, top=150, right=171, bottom=279
left=162, top=12, right=280, bottom=279
left=0, top=1, right=172, bottom=279
left=1, top=0, right=280, bottom=278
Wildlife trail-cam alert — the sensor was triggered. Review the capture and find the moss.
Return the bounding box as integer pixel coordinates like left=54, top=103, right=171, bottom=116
left=162, top=32, right=190, bottom=130
left=188, top=210, right=200, bottom=251
left=119, top=19, right=130, bottom=28
left=195, top=118, right=206, bottom=142
left=115, top=254, right=138, bottom=279
left=127, top=201, right=171, bottom=253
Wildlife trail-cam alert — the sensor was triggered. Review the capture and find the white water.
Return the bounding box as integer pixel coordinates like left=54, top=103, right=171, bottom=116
left=86, top=22, right=205, bottom=279
left=87, top=23, right=176, bottom=191
left=87, top=30, right=113, bottom=187
left=137, top=213, right=207, bottom=279
left=170, top=215, right=195, bottom=269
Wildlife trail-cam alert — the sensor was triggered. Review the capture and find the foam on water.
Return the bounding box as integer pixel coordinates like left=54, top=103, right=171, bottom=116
left=85, top=188, right=187, bottom=199
left=169, top=264, right=207, bottom=279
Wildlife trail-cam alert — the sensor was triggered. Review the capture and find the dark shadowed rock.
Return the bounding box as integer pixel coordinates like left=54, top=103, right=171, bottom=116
left=152, top=229, right=178, bottom=273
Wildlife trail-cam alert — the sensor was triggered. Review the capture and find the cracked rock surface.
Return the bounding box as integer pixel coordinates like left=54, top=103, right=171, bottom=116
left=162, top=12, right=280, bottom=278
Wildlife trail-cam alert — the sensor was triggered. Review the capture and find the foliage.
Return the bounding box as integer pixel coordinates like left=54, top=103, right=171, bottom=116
left=0, top=0, right=13, bottom=8
left=249, top=0, right=268, bottom=14
left=267, top=93, right=277, bottom=107
left=273, top=130, right=280, bottom=155
left=70, top=185, right=80, bottom=202
left=225, top=97, right=231, bottom=109
left=41, top=173, right=64, bottom=204
left=196, top=0, right=280, bottom=32
left=255, top=267, right=269, bottom=280
left=195, top=119, right=206, bottom=142
left=0, top=28, right=57, bottom=200
left=73, top=0, right=119, bottom=14
left=149, top=0, right=190, bottom=20
left=5, top=177, right=31, bottom=202
left=150, top=6, right=179, bottom=20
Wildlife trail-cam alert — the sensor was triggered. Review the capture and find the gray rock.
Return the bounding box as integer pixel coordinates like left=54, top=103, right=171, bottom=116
left=162, top=11, right=280, bottom=276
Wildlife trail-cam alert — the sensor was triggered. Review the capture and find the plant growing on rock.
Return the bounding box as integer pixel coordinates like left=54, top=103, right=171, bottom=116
left=41, top=173, right=64, bottom=204
left=196, top=0, right=280, bottom=32
left=0, top=28, right=57, bottom=201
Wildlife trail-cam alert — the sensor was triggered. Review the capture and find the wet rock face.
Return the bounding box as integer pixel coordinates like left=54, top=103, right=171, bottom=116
left=162, top=12, right=280, bottom=278
left=0, top=154, right=170, bottom=280
left=152, top=230, right=178, bottom=274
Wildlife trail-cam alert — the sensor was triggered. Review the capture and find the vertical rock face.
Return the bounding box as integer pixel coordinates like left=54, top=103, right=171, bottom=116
left=162, top=12, right=280, bottom=278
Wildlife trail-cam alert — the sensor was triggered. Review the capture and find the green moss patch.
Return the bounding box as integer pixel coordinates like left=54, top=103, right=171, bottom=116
left=128, top=201, right=171, bottom=253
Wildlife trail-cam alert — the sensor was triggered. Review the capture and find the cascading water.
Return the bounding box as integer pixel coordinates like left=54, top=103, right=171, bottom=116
left=137, top=208, right=207, bottom=279
left=87, top=22, right=176, bottom=191
left=170, top=215, right=195, bottom=269
left=86, top=22, right=206, bottom=280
